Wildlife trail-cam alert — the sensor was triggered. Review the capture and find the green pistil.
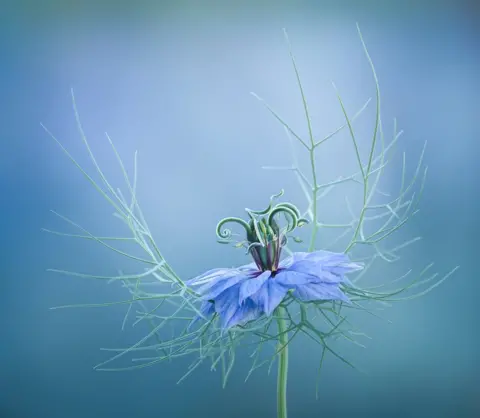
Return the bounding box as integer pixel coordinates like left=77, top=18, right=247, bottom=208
left=215, top=191, right=309, bottom=271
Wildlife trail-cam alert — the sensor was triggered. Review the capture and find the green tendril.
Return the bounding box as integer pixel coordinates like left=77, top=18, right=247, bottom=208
left=246, top=190, right=285, bottom=216
left=297, top=218, right=309, bottom=227
left=274, top=202, right=300, bottom=218
left=246, top=242, right=263, bottom=253
left=217, top=194, right=305, bottom=249
left=267, top=206, right=298, bottom=233
left=247, top=214, right=266, bottom=246
left=274, top=203, right=308, bottom=228
left=216, top=217, right=252, bottom=240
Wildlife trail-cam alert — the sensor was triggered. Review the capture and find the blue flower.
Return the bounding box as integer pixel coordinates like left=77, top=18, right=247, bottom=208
left=188, top=250, right=362, bottom=329
left=188, top=194, right=363, bottom=329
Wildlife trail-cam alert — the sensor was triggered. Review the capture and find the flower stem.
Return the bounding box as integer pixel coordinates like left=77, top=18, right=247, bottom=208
left=276, top=307, right=289, bottom=418
left=308, top=147, right=318, bottom=252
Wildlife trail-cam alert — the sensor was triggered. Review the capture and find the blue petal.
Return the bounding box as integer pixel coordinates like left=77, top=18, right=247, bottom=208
left=200, top=300, right=215, bottom=316
left=238, top=262, right=259, bottom=271
left=286, top=260, right=344, bottom=283
left=197, top=271, right=252, bottom=300
left=253, top=279, right=289, bottom=316
left=285, top=250, right=363, bottom=284
left=186, top=268, right=233, bottom=286
left=306, top=250, right=344, bottom=261
left=273, top=268, right=350, bottom=303
left=278, top=252, right=310, bottom=269
left=306, top=251, right=363, bottom=273
left=187, top=300, right=215, bottom=330
left=294, top=282, right=350, bottom=302
left=213, top=284, right=242, bottom=328
left=239, top=270, right=271, bottom=304
left=189, top=265, right=259, bottom=288
left=274, top=269, right=317, bottom=287
left=224, top=298, right=263, bottom=329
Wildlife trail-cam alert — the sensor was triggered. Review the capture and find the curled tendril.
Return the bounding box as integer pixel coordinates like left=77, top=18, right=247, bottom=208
left=216, top=217, right=252, bottom=240
left=246, top=211, right=267, bottom=246
left=274, top=203, right=309, bottom=227
left=267, top=206, right=298, bottom=233
left=246, top=241, right=263, bottom=255
left=246, top=190, right=285, bottom=216
left=297, top=218, right=309, bottom=227
left=274, top=202, right=300, bottom=218
left=216, top=193, right=306, bottom=248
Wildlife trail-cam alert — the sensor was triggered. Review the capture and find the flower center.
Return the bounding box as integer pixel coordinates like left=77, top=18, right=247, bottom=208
left=247, top=218, right=283, bottom=272
left=214, top=190, right=309, bottom=273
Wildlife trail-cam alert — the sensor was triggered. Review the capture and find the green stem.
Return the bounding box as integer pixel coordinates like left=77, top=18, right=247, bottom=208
left=308, top=148, right=318, bottom=252
left=276, top=307, right=289, bottom=418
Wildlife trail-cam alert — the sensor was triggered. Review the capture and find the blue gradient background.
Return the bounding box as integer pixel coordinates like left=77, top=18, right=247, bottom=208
left=1, top=1, right=479, bottom=417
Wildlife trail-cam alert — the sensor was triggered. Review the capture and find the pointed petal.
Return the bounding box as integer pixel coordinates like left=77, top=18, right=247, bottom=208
left=306, top=250, right=344, bottom=262
left=254, top=279, right=289, bottom=316
left=213, top=284, right=242, bottom=328
left=286, top=260, right=344, bottom=283
left=274, top=269, right=316, bottom=287
left=239, top=270, right=271, bottom=304
left=278, top=252, right=310, bottom=269
left=306, top=251, right=363, bottom=274
left=187, top=301, right=215, bottom=330
left=237, top=262, right=259, bottom=271
left=186, top=268, right=232, bottom=286
left=198, top=271, right=251, bottom=300
left=294, top=282, right=350, bottom=303
left=284, top=250, right=363, bottom=284
left=224, top=298, right=263, bottom=329
left=200, top=300, right=215, bottom=316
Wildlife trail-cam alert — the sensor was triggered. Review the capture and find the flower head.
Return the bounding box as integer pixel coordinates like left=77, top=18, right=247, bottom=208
left=188, top=192, right=362, bottom=329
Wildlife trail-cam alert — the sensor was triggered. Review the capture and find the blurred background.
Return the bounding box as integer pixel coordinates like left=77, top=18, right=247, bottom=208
left=1, top=1, right=479, bottom=417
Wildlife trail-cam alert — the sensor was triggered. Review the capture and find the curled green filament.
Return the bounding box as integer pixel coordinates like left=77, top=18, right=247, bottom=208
left=247, top=189, right=286, bottom=216
left=275, top=202, right=309, bottom=227
left=267, top=206, right=298, bottom=234
left=215, top=191, right=308, bottom=261
left=216, top=217, right=252, bottom=240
